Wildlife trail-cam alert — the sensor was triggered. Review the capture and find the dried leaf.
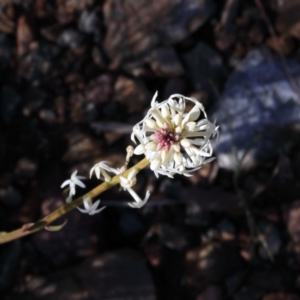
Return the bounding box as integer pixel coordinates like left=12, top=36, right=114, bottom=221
left=22, top=223, right=35, bottom=232
left=45, top=219, right=68, bottom=232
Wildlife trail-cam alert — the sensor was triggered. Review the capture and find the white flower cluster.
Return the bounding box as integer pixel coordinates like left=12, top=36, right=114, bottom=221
left=90, top=161, right=149, bottom=209
left=61, top=170, right=106, bottom=215
left=131, top=93, right=218, bottom=178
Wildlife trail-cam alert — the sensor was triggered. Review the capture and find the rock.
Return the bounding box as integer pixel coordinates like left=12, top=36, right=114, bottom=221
left=78, top=9, right=102, bottom=40
left=0, top=33, right=14, bottom=66
left=181, top=42, right=224, bottom=93
left=247, top=269, right=292, bottom=292
left=183, top=187, right=242, bottom=226
left=266, top=35, right=295, bottom=56
left=211, top=47, right=300, bottom=170
left=196, top=285, right=222, bottom=300
left=0, top=186, right=22, bottom=208
left=258, top=220, right=281, bottom=259
left=262, top=293, right=300, bottom=300
left=286, top=200, right=300, bottom=244
left=63, top=131, right=102, bottom=164
left=0, top=86, right=21, bottom=124
left=86, top=74, right=113, bottom=105
left=103, top=0, right=215, bottom=70
left=0, top=241, right=21, bottom=293
left=57, top=29, right=83, bottom=49
left=163, top=77, right=187, bottom=98
left=22, top=88, right=46, bottom=117
left=234, top=286, right=263, bottom=300
left=16, top=15, right=34, bottom=57
left=112, top=75, right=151, bottom=114
left=217, top=219, right=236, bottom=241
left=185, top=242, right=244, bottom=288
left=147, top=47, right=184, bottom=77
left=157, top=223, right=188, bottom=250
left=225, top=270, right=248, bottom=295
left=19, top=250, right=156, bottom=299
left=275, top=0, right=300, bottom=39
left=14, top=158, right=37, bottom=181
left=214, top=0, right=239, bottom=51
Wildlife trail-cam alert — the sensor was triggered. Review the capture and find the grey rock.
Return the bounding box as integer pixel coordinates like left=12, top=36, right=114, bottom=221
left=182, top=42, right=224, bottom=92
left=0, top=186, right=22, bottom=208
left=79, top=9, right=102, bottom=40
left=234, top=286, right=263, bottom=300
left=147, top=47, right=184, bottom=77
left=19, top=250, right=156, bottom=300
left=186, top=242, right=244, bottom=288
left=58, top=29, right=83, bottom=49
left=0, top=86, right=21, bottom=124
left=258, top=220, right=281, bottom=260
left=103, top=0, right=215, bottom=70
left=211, top=47, right=300, bottom=170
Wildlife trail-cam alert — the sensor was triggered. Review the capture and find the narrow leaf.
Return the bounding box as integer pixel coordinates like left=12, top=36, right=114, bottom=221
left=45, top=219, right=68, bottom=232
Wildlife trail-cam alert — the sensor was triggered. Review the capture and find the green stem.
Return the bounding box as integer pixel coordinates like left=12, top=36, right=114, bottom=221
left=0, top=158, right=150, bottom=244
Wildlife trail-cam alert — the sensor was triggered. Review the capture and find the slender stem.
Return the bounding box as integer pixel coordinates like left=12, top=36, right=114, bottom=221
left=0, top=158, right=150, bottom=244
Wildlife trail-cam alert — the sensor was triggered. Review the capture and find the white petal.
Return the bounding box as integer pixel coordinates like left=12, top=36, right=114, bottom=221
left=101, top=169, right=111, bottom=182
left=73, top=178, right=86, bottom=188
left=127, top=168, right=138, bottom=181
left=173, top=114, right=182, bottom=126
left=119, top=176, right=128, bottom=187
left=188, top=107, right=200, bottom=121
left=174, top=152, right=182, bottom=165
left=145, top=118, right=157, bottom=129
left=161, top=106, right=170, bottom=118
left=92, top=206, right=106, bottom=215
left=145, top=141, right=158, bottom=151
left=127, top=188, right=142, bottom=204
left=91, top=199, right=101, bottom=211
left=66, top=195, right=72, bottom=203
left=71, top=170, right=78, bottom=179
left=95, top=165, right=101, bottom=179
left=151, top=91, right=158, bottom=108
left=134, top=144, right=145, bottom=155
left=185, top=122, right=196, bottom=131
left=77, top=207, right=88, bottom=213
left=172, top=144, right=180, bottom=152
left=150, top=158, right=161, bottom=170
left=70, top=184, right=76, bottom=196
left=180, top=139, right=191, bottom=148
left=61, top=180, right=70, bottom=188
left=83, top=198, right=91, bottom=210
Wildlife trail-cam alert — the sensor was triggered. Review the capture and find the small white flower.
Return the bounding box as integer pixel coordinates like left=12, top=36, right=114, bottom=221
left=61, top=170, right=86, bottom=196
left=131, top=93, right=218, bottom=177
left=127, top=190, right=150, bottom=209
left=90, top=161, right=118, bottom=181
left=120, top=168, right=150, bottom=209
left=77, top=197, right=106, bottom=215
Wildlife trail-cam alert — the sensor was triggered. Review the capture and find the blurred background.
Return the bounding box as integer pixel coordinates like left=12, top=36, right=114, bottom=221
left=1, top=0, right=300, bottom=299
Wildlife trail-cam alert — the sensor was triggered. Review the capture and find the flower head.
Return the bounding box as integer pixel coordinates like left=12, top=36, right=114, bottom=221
left=77, top=197, right=106, bottom=215
left=61, top=170, right=86, bottom=196
left=131, top=93, right=218, bottom=177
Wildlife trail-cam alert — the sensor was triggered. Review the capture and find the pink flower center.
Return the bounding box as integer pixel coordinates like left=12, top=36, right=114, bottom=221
left=154, top=128, right=180, bottom=151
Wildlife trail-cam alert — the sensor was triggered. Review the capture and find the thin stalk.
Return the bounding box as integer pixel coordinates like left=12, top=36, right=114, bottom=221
left=0, top=158, right=150, bottom=244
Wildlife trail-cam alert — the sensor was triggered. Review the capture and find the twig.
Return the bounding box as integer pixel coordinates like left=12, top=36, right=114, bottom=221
left=0, top=158, right=150, bottom=244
